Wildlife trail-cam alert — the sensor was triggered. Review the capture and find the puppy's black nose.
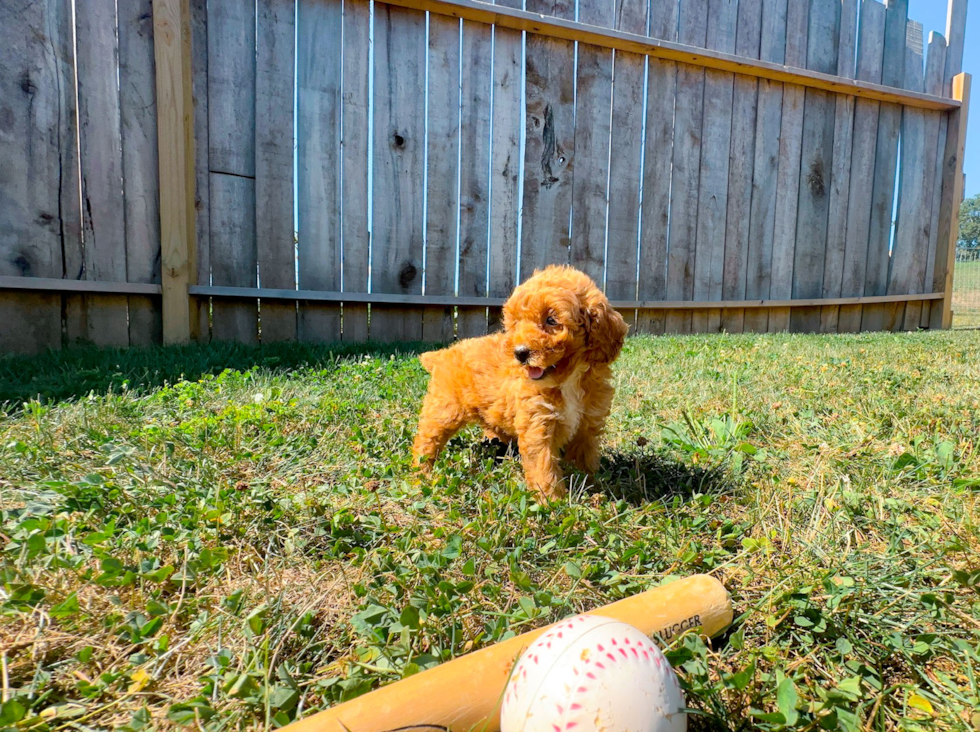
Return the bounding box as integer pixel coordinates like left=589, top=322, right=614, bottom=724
left=514, top=345, right=531, bottom=364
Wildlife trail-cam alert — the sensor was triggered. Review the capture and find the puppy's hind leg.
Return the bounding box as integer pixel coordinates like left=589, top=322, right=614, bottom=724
left=412, top=394, right=468, bottom=471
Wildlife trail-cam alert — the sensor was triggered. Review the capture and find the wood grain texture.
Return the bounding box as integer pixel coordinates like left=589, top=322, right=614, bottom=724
left=743, top=0, right=788, bottom=334
left=191, top=0, right=211, bottom=340
left=424, top=16, right=462, bottom=343
left=156, top=0, right=199, bottom=344
left=0, top=0, right=80, bottom=355
left=604, top=0, right=649, bottom=333
left=838, top=0, right=886, bottom=333
left=456, top=20, right=494, bottom=338
left=693, top=0, right=737, bottom=334
left=208, top=0, right=257, bottom=342
left=372, top=5, right=426, bottom=341
left=889, top=21, right=930, bottom=331
left=73, top=0, right=130, bottom=347
left=665, top=0, right=708, bottom=335
left=119, top=0, right=163, bottom=346
left=521, top=0, right=576, bottom=277
left=570, top=0, right=614, bottom=287
left=944, top=0, right=967, bottom=94
left=486, top=0, right=523, bottom=331
left=819, top=0, right=856, bottom=334
left=256, top=0, right=297, bottom=343
left=721, top=0, right=762, bottom=335
left=635, top=0, right=679, bottom=336
left=790, top=0, right=840, bottom=334
left=342, top=0, right=372, bottom=341
left=922, top=33, right=948, bottom=329
left=297, top=0, right=342, bottom=342
left=767, top=0, right=807, bottom=332
left=209, top=173, right=258, bottom=343
left=862, top=0, right=907, bottom=332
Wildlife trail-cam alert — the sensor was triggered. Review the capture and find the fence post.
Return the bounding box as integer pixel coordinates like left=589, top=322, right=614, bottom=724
left=153, top=0, right=198, bottom=344
left=939, top=72, right=971, bottom=329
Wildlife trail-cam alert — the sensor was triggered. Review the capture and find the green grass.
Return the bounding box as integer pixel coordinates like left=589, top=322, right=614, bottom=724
left=2, top=333, right=979, bottom=731
left=952, top=259, right=980, bottom=329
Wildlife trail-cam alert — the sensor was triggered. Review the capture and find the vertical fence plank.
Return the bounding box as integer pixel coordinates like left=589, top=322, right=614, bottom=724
left=692, top=0, right=737, bottom=334
left=424, top=16, right=462, bottom=343
left=743, top=0, right=787, bottom=334
left=930, top=0, right=967, bottom=329
left=457, top=20, right=494, bottom=339
left=862, top=0, right=907, bottom=332
left=191, top=0, right=211, bottom=340
left=119, top=0, right=163, bottom=347
left=604, top=0, right=649, bottom=332
left=936, top=73, right=970, bottom=329
left=665, top=0, right=708, bottom=335
left=767, top=0, right=807, bottom=332
left=721, top=0, right=762, bottom=335
left=297, top=0, right=342, bottom=342
left=635, top=0, right=680, bottom=336
left=520, top=0, right=575, bottom=277
left=208, top=0, right=257, bottom=342
left=790, top=0, right=840, bottom=334
left=487, top=0, right=523, bottom=331
left=372, top=5, right=426, bottom=341
left=819, top=0, right=856, bottom=334
left=256, top=0, right=297, bottom=343
left=73, top=0, right=130, bottom=347
left=0, top=0, right=80, bottom=355
left=838, top=0, right=886, bottom=333
left=922, top=33, right=948, bottom=329
left=570, top=0, right=614, bottom=286
left=342, top=0, right=372, bottom=342
left=889, top=21, right=929, bottom=330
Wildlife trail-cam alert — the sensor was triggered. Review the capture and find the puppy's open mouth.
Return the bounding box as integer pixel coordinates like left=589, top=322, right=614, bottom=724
left=527, top=366, right=553, bottom=380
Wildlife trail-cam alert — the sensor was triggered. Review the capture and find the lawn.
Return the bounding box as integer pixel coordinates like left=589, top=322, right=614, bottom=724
left=952, top=259, right=980, bottom=329
left=1, top=332, right=979, bottom=731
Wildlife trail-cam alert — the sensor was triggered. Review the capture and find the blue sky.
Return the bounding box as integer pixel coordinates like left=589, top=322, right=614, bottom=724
left=909, top=0, right=977, bottom=198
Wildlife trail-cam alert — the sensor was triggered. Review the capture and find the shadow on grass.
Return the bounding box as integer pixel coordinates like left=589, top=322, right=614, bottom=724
left=0, top=340, right=436, bottom=412
left=465, top=439, right=731, bottom=507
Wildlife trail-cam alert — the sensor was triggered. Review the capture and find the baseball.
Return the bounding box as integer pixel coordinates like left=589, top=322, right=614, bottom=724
left=500, top=614, right=687, bottom=732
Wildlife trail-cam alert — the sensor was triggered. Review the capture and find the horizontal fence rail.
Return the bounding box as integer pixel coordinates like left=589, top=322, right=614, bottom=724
left=0, top=0, right=972, bottom=355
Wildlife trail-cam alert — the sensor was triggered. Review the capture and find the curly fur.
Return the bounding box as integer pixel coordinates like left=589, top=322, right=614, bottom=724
left=412, top=265, right=629, bottom=500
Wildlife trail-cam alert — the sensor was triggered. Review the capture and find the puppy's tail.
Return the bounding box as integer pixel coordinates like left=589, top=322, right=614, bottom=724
left=419, top=351, right=441, bottom=373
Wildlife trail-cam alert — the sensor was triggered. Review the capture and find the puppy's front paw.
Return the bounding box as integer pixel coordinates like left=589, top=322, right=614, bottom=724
left=529, top=479, right=567, bottom=504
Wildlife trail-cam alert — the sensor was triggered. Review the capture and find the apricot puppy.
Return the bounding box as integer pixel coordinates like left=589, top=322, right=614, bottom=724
left=412, top=265, right=628, bottom=500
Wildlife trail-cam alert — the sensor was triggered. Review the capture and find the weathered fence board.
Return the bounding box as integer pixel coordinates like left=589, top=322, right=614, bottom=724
left=0, top=0, right=80, bottom=355
left=487, top=0, right=523, bottom=331
left=119, top=0, right=163, bottom=347
left=208, top=0, right=257, bottom=341
left=342, top=0, right=372, bottom=342
left=192, top=0, right=211, bottom=341
left=863, top=0, right=908, bottom=332
left=839, top=0, right=886, bottom=333
left=297, top=0, right=343, bottom=342
left=790, top=0, right=840, bottom=334
left=692, top=0, right=737, bottom=335
left=456, top=21, right=494, bottom=338
left=603, top=0, right=648, bottom=332
left=372, top=5, right=426, bottom=341
left=73, top=0, right=130, bottom=347
left=923, top=32, right=949, bottom=329
left=256, top=0, right=297, bottom=343
left=665, top=0, right=708, bottom=335
left=570, top=0, right=614, bottom=287
left=819, top=0, right=857, bottom=334
left=635, top=0, right=680, bottom=336
left=743, top=0, right=788, bottom=334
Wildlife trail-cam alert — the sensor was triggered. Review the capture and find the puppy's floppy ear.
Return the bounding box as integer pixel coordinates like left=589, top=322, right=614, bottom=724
left=584, top=290, right=629, bottom=365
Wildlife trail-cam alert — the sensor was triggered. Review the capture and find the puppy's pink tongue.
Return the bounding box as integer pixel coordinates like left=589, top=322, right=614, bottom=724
left=528, top=366, right=545, bottom=380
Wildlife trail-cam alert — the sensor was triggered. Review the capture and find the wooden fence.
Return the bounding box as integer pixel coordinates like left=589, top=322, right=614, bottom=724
left=0, top=0, right=971, bottom=355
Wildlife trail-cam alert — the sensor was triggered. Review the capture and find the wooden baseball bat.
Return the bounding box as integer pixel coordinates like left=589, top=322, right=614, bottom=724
left=284, top=574, right=732, bottom=732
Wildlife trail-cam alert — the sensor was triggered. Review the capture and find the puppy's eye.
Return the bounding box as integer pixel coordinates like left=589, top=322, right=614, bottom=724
left=545, top=316, right=558, bottom=327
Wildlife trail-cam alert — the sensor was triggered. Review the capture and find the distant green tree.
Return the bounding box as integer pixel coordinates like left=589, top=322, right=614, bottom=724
left=959, top=193, right=980, bottom=261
